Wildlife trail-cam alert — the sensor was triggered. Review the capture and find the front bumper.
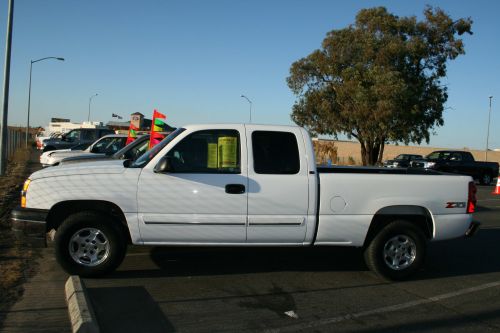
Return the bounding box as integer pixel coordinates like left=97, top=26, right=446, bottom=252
left=11, top=207, right=49, bottom=247
left=465, top=221, right=480, bottom=237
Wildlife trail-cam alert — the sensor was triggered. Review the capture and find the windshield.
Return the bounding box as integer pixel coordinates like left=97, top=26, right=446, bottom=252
left=394, top=155, right=408, bottom=161
left=130, top=128, right=185, bottom=168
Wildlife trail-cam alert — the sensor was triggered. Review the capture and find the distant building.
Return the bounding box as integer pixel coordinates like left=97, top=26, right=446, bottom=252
left=45, top=120, right=105, bottom=135
left=50, top=117, right=70, bottom=123
left=105, top=112, right=174, bottom=133
left=130, top=112, right=144, bottom=130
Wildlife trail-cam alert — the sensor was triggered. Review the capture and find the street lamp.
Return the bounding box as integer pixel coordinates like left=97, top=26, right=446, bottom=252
left=88, top=93, right=98, bottom=122
left=241, top=94, right=252, bottom=123
left=486, top=95, right=493, bottom=161
left=26, top=57, right=65, bottom=147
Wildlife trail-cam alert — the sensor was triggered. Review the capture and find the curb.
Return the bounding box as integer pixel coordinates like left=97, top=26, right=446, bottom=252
left=64, top=276, right=100, bottom=333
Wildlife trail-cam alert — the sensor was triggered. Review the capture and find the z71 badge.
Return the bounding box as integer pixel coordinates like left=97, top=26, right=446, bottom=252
left=446, top=202, right=466, bottom=209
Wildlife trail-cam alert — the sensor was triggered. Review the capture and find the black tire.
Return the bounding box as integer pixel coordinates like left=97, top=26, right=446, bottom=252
left=479, top=173, right=492, bottom=185
left=54, top=211, right=127, bottom=277
left=364, top=220, right=426, bottom=280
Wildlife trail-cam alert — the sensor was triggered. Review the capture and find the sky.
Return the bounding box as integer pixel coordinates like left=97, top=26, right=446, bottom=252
left=0, top=0, right=499, bottom=150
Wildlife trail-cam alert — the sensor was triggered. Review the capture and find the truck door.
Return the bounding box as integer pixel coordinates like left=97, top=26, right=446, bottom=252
left=137, top=127, right=248, bottom=244
left=246, top=128, right=309, bottom=244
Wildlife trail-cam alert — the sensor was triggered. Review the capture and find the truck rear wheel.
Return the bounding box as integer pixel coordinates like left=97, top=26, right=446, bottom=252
left=54, top=211, right=127, bottom=277
left=480, top=173, right=492, bottom=185
left=364, top=220, right=426, bottom=280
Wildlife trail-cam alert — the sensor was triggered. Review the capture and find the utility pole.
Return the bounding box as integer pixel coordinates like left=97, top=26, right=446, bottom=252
left=1, top=0, right=14, bottom=175
left=241, top=94, right=252, bottom=123
left=485, top=96, right=493, bottom=161
left=88, top=93, right=98, bottom=122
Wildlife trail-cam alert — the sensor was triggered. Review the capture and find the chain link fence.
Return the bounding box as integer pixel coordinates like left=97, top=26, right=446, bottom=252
left=7, top=127, right=25, bottom=160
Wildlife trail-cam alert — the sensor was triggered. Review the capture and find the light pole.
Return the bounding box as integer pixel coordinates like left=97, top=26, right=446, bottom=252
left=88, top=93, right=98, bottom=122
left=486, top=95, right=493, bottom=161
left=26, top=56, right=65, bottom=147
left=1, top=0, right=14, bottom=175
left=241, top=94, right=252, bottom=123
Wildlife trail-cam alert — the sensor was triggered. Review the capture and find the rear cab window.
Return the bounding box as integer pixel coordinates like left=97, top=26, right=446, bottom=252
left=251, top=131, right=300, bottom=174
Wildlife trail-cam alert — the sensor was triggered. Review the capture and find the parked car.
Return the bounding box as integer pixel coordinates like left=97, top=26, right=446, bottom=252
left=12, top=124, right=479, bottom=280
left=42, top=128, right=115, bottom=152
left=59, top=135, right=150, bottom=166
left=39, top=143, right=92, bottom=164
left=409, top=150, right=499, bottom=185
left=383, top=154, right=423, bottom=168
left=40, top=134, right=127, bottom=167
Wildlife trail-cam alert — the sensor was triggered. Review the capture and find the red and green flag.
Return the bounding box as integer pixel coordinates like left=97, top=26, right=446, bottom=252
left=125, top=123, right=139, bottom=145
left=149, top=109, right=167, bottom=148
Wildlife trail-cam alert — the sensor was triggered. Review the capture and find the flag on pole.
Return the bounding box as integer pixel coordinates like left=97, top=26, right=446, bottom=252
left=149, top=109, right=167, bottom=148
left=125, top=123, right=139, bottom=145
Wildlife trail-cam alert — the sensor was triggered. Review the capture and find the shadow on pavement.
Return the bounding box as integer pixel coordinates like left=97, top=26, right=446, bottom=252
left=108, top=246, right=367, bottom=279
left=106, top=229, right=500, bottom=281
left=418, top=228, right=500, bottom=279
left=87, top=286, right=174, bottom=333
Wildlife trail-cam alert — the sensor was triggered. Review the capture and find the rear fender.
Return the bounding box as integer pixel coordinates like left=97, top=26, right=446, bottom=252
left=363, top=205, right=434, bottom=247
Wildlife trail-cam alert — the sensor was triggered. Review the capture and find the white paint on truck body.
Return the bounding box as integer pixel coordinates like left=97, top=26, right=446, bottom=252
left=316, top=173, right=472, bottom=246
left=24, top=123, right=474, bottom=248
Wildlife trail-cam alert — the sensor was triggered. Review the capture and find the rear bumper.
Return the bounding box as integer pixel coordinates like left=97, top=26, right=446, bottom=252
left=465, top=221, right=480, bottom=237
left=11, top=207, right=49, bottom=247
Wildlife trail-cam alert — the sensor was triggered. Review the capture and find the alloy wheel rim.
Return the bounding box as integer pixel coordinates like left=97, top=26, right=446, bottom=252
left=383, top=235, right=416, bottom=270
left=68, top=228, right=110, bottom=266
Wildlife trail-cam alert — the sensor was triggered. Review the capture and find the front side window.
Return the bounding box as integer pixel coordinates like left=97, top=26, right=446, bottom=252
left=166, top=130, right=241, bottom=174
left=65, top=129, right=81, bottom=141
left=450, top=153, right=462, bottom=161
left=252, top=131, right=300, bottom=174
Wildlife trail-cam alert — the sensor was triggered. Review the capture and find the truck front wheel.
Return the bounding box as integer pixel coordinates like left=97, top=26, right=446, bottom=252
left=364, top=221, right=426, bottom=280
left=54, top=211, right=127, bottom=277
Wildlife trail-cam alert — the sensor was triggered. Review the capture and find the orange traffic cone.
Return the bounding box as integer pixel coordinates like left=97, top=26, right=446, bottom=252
left=493, top=177, right=500, bottom=195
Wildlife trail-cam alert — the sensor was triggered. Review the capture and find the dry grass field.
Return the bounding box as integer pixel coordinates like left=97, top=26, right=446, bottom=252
left=313, top=139, right=500, bottom=166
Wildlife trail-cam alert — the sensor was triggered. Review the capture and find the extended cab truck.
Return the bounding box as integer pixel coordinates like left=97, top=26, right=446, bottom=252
left=11, top=124, right=480, bottom=280
left=410, top=150, right=499, bottom=185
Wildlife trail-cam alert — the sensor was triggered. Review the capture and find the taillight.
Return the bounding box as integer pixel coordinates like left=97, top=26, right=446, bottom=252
left=467, top=181, right=477, bottom=213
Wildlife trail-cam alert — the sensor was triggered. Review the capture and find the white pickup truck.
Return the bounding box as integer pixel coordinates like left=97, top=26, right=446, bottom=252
left=12, top=124, right=479, bottom=280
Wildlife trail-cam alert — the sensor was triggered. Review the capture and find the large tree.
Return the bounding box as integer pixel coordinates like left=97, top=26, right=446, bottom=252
left=287, top=6, right=472, bottom=165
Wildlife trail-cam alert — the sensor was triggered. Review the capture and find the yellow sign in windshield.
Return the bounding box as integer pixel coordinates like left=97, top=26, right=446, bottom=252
left=207, top=143, right=218, bottom=169
left=218, top=136, right=237, bottom=168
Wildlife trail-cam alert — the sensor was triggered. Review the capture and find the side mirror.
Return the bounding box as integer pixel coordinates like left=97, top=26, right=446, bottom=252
left=154, top=156, right=173, bottom=173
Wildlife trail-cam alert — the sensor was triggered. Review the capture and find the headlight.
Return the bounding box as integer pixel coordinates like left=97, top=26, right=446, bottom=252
left=21, top=179, right=30, bottom=208
left=425, top=162, right=436, bottom=168
left=393, top=162, right=400, bottom=167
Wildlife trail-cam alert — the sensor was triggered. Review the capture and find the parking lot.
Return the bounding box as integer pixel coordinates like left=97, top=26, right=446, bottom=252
left=77, top=185, right=500, bottom=332
left=1, top=185, right=499, bottom=333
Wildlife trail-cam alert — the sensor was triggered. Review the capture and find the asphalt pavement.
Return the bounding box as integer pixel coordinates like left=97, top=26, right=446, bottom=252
left=82, top=185, right=500, bottom=333
left=1, top=185, right=499, bottom=333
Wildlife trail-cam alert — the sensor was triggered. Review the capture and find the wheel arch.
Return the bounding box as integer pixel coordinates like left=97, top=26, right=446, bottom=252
left=363, top=205, right=433, bottom=248
left=46, top=200, right=132, bottom=243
